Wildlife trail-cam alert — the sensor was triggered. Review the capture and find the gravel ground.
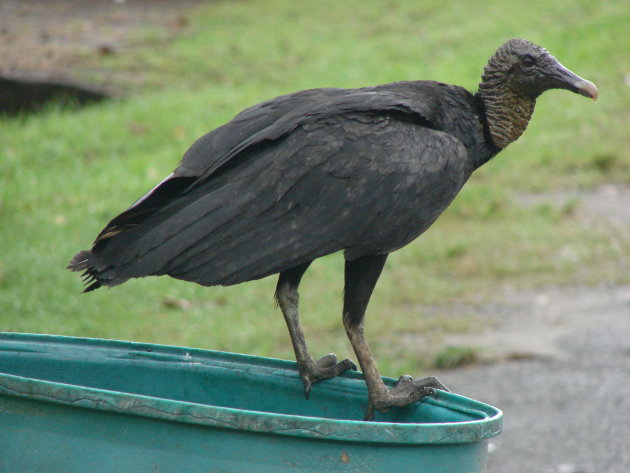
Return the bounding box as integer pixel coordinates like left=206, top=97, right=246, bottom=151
left=436, top=284, right=630, bottom=473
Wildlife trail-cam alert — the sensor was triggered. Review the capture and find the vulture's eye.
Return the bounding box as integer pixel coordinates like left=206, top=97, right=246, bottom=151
left=522, top=55, right=536, bottom=67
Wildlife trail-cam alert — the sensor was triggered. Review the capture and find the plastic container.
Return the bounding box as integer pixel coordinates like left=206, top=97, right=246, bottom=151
left=0, top=333, right=502, bottom=472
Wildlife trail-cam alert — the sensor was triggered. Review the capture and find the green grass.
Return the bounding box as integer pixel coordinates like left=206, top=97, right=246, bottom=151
left=434, top=346, right=480, bottom=370
left=1, top=0, right=628, bottom=376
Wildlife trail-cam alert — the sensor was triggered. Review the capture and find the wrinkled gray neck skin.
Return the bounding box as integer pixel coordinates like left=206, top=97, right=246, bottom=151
left=476, top=48, right=536, bottom=149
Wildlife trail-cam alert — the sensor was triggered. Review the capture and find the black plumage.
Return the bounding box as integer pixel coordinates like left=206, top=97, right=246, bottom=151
left=72, top=83, right=485, bottom=288
left=69, top=39, right=597, bottom=419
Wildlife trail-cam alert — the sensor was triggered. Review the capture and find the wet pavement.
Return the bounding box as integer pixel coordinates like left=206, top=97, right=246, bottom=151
left=436, top=285, right=630, bottom=473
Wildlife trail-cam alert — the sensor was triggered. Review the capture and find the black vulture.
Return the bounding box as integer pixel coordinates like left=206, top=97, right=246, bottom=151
left=69, top=39, right=597, bottom=419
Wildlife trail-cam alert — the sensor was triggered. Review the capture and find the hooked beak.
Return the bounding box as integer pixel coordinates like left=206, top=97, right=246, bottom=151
left=549, top=62, right=598, bottom=101
left=573, top=78, right=598, bottom=101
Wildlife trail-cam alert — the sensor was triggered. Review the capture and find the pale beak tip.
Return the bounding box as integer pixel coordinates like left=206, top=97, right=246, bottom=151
left=576, top=79, right=598, bottom=101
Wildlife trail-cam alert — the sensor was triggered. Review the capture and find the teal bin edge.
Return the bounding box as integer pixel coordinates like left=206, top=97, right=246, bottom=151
left=0, top=332, right=503, bottom=447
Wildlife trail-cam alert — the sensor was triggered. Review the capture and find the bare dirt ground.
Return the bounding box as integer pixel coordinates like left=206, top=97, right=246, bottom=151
left=2, top=2, right=629, bottom=471
left=0, top=0, right=202, bottom=88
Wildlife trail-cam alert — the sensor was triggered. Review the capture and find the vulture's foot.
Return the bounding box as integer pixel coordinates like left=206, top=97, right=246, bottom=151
left=364, top=375, right=449, bottom=420
left=300, top=353, right=357, bottom=399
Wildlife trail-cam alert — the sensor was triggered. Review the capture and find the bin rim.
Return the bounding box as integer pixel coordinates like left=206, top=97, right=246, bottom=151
left=0, top=332, right=502, bottom=445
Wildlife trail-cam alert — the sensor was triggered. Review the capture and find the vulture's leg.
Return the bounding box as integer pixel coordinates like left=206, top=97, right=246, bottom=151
left=342, top=254, right=448, bottom=421
left=275, top=262, right=357, bottom=398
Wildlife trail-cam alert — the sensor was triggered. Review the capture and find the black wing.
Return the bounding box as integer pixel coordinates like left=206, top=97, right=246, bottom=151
left=78, top=111, right=469, bottom=289
left=87, top=83, right=442, bottom=249
left=70, top=82, right=473, bottom=290
left=174, top=84, right=439, bottom=180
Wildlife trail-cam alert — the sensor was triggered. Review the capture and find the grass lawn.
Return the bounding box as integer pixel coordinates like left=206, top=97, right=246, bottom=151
left=1, top=0, right=628, bottom=375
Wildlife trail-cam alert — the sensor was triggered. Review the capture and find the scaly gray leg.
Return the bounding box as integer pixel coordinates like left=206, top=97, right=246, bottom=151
left=275, top=262, right=357, bottom=398
left=342, top=254, right=448, bottom=420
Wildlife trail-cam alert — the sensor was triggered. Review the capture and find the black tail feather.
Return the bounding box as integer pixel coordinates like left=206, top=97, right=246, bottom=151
left=92, top=176, right=197, bottom=249
left=68, top=175, right=199, bottom=292
left=67, top=250, right=103, bottom=292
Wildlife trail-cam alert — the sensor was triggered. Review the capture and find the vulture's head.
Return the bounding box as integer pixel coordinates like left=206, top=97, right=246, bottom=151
left=483, top=38, right=597, bottom=100
left=478, top=38, right=597, bottom=148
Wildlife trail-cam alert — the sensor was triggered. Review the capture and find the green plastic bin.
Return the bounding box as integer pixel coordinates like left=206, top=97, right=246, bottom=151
left=0, top=333, right=501, bottom=472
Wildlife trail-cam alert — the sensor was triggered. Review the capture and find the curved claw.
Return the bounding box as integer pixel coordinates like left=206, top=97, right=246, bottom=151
left=405, top=375, right=449, bottom=393
left=364, top=375, right=449, bottom=421
left=300, top=354, right=357, bottom=399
